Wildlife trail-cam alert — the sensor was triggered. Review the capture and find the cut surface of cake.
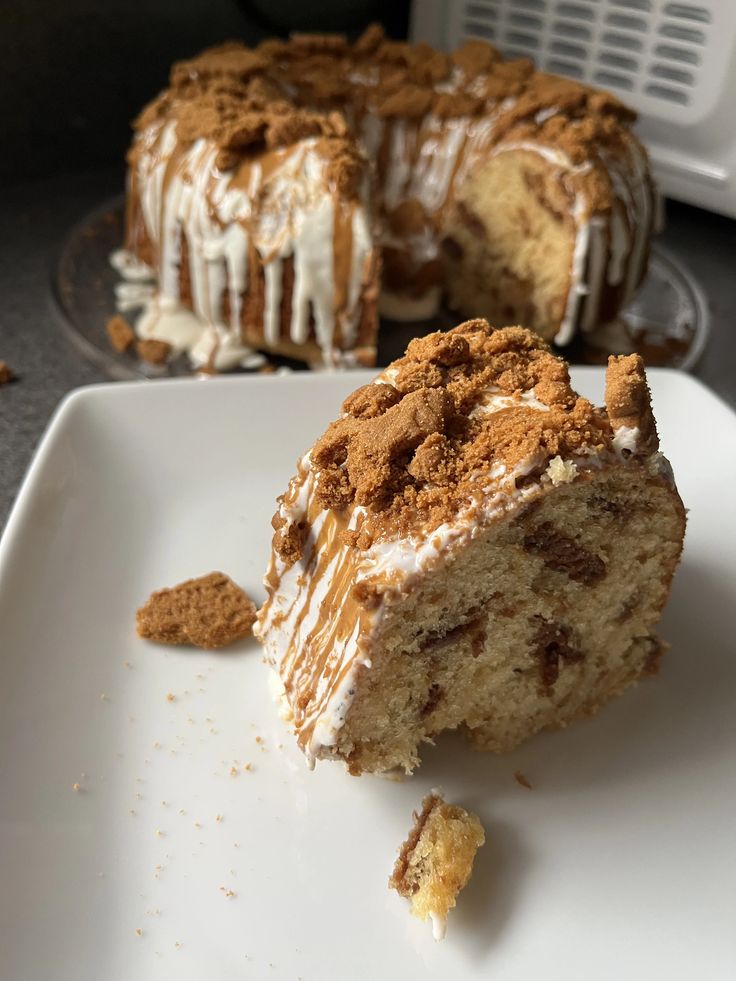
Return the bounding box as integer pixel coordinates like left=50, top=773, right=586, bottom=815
left=118, top=25, right=658, bottom=366
left=255, top=319, right=685, bottom=774
left=389, top=792, right=485, bottom=940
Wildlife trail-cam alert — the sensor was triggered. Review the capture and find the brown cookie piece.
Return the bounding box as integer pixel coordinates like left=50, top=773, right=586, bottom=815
left=0, top=361, right=14, bottom=384
left=605, top=354, right=659, bottom=455
left=106, top=315, right=136, bottom=353
left=136, top=338, right=172, bottom=365
left=136, top=572, right=257, bottom=649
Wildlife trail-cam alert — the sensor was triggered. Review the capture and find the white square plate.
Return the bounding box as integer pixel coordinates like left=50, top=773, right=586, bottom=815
left=1, top=370, right=735, bottom=981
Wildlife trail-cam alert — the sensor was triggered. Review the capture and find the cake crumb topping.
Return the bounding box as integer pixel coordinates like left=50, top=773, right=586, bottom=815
left=136, top=572, right=257, bottom=649
left=299, top=321, right=612, bottom=544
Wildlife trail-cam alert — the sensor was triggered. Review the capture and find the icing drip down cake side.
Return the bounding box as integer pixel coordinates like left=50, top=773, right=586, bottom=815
left=255, top=320, right=686, bottom=775
left=119, top=25, right=659, bottom=368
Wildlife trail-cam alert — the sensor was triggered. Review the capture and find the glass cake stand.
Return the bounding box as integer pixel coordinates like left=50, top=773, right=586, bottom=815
left=52, top=196, right=710, bottom=380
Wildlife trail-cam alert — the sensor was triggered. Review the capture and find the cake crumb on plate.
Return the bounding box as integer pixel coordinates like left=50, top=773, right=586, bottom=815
left=389, top=792, right=485, bottom=940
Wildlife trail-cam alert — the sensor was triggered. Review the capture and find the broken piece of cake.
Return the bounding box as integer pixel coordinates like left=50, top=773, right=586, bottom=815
left=390, top=793, right=485, bottom=940
left=137, top=572, right=257, bottom=649
left=255, top=320, right=686, bottom=773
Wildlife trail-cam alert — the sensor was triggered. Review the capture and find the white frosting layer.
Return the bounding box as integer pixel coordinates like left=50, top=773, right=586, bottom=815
left=430, top=912, right=447, bottom=942
left=612, top=424, right=639, bottom=456
left=124, top=121, right=375, bottom=365
left=113, top=264, right=268, bottom=371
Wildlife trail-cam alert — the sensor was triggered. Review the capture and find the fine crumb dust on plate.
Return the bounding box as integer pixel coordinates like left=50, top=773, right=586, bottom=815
left=0, top=371, right=735, bottom=980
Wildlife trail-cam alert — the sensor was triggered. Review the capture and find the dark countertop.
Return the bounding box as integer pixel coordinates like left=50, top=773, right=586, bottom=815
left=1, top=167, right=735, bottom=529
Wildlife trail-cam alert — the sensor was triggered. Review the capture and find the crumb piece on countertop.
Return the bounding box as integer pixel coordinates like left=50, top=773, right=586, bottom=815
left=135, top=928, right=143, bottom=937
left=229, top=766, right=239, bottom=777
left=389, top=792, right=485, bottom=941
left=166, top=692, right=176, bottom=702
left=219, top=886, right=237, bottom=898
left=72, top=782, right=82, bottom=792
left=136, top=338, right=172, bottom=365
left=106, top=315, right=136, bottom=353
left=137, top=572, right=258, bottom=649
left=155, top=829, right=165, bottom=837
left=0, top=361, right=15, bottom=384
left=514, top=770, right=533, bottom=790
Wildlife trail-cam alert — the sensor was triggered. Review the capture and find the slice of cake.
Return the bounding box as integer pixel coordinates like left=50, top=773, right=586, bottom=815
left=389, top=792, right=485, bottom=940
left=255, top=320, right=685, bottom=774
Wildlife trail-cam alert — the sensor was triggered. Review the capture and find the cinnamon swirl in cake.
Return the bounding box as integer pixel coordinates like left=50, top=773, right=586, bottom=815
left=255, top=319, right=685, bottom=774
left=118, top=26, right=658, bottom=367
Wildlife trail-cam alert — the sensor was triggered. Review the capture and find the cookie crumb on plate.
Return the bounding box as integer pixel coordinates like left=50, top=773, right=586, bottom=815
left=137, top=572, right=257, bottom=649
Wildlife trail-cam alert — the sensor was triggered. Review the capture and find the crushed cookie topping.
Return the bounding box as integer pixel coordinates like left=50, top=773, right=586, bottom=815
left=605, top=354, right=659, bottom=454
left=132, top=23, right=641, bottom=214
left=271, top=321, right=614, bottom=556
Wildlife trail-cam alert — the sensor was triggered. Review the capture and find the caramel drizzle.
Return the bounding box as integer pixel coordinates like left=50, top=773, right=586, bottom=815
left=260, top=469, right=380, bottom=757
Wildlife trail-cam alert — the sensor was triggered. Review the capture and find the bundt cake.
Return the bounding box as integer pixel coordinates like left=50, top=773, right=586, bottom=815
left=118, top=25, right=658, bottom=367
left=255, top=319, right=685, bottom=774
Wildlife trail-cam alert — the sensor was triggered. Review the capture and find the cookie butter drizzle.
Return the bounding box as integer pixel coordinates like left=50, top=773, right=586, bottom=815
left=256, top=379, right=611, bottom=766
left=125, top=120, right=374, bottom=366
